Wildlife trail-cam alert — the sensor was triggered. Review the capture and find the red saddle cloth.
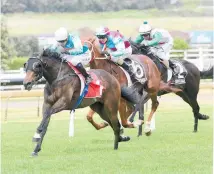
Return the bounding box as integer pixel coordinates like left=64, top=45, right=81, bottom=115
left=67, top=62, right=104, bottom=98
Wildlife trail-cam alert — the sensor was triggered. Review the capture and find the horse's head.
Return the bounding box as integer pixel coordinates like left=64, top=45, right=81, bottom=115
left=129, top=38, right=150, bottom=55
left=78, top=27, right=103, bottom=61
left=23, top=57, right=44, bottom=90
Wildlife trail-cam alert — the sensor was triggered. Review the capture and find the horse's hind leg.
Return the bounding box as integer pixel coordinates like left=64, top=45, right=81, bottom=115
left=86, top=108, right=109, bottom=130
left=177, top=91, right=209, bottom=132
left=137, top=91, right=150, bottom=136
left=91, top=101, right=130, bottom=150
left=144, top=92, right=159, bottom=136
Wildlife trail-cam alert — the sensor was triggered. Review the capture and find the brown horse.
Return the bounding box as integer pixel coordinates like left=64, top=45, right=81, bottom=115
left=23, top=49, right=131, bottom=156
left=78, top=27, right=181, bottom=135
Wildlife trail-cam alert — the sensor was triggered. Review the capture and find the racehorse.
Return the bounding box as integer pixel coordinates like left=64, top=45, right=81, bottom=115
left=23, top=49, right=131, bottom=156
left=78, top=27, right=181, bottom=136
left=129, top=41, right=210, bottom=133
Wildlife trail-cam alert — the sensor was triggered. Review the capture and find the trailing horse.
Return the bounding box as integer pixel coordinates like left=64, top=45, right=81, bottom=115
left=129, top=40, right=211, bottom=133
left=23, top=50, right=132, bottom=156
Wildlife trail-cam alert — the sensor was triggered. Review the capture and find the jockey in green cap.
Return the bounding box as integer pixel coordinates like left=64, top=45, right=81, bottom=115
left=135, top=21, right=186, bottom=85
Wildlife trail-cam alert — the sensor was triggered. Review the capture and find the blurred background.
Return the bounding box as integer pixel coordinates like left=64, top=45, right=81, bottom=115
left=1, top=0, right=213, bottom=87
left=1, top=1, right=213, bottom=174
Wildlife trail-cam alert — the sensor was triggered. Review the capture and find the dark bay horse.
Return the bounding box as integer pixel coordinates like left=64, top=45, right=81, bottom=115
left=129, top=41, right=210, bottom=132
left=78, top=28, right=181, bottom=136
left=23, top=50, right=130, bottom=156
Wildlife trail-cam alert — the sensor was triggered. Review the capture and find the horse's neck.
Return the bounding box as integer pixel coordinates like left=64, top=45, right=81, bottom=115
left=43, top=57, right=72, bottom=84
left=90, top=59, right=114, bottom=72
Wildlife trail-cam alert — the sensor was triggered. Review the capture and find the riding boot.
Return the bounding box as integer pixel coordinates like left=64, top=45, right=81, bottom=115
left=120, top=62, right=142, bottom=101
left=121, top=62, right=136, bottom=79
left=169, top=60, right=178, bottom=76
left=75, top=63, right=92, bottom=84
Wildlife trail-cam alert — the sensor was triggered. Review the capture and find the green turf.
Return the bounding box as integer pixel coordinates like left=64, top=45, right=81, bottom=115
left=1, top=89, right=213, bottom=174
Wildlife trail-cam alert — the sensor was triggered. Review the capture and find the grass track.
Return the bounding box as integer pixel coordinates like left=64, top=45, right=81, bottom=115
left=1, top=89, right=213, bottom=174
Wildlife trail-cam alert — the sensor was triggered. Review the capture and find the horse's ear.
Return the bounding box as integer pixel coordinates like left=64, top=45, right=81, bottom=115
left=43, top=48, right=51, bottom=56
left=32, top=52, right=39, bottom=58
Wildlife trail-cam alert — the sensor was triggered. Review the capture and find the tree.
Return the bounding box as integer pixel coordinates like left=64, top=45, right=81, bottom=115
left=1, top=17, right=16, bottom=70
left=173, top=38, right=189, bottom=50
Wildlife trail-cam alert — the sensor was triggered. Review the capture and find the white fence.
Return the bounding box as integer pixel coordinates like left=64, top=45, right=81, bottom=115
left=1, top=48, right=213, bottom=91
left=170, top=48, right=214, bottom=71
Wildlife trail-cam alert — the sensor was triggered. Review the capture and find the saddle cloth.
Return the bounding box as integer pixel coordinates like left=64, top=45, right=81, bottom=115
left=67, top=62, right=104, bottom=98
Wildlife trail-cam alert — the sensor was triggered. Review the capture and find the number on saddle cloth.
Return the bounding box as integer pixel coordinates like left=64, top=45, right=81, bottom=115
left=124, top=58, right=147, bottom=84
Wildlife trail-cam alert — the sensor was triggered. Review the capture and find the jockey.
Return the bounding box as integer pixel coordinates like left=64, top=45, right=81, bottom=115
left=135, top=21, right=185, bottom=85
left=52, top=27, right=92, bottom=84
left=95, top=26, right=135, bottom=78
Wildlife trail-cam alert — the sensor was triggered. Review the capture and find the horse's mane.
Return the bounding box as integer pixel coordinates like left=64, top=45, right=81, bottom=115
left=41, top=49, right=64, bottom=62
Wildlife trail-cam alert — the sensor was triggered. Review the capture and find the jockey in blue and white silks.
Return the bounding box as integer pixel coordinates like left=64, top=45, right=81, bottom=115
left=95, top=26, right=134, bottom=77
left=50, top=27, right=92, bottom=84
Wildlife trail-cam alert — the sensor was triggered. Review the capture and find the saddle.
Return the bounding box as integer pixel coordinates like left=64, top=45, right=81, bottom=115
left=146, top=52, right=187, bottom=85
left=123, top=58, right=147, bottom=85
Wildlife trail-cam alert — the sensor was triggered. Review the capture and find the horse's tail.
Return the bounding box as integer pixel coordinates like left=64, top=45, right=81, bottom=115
left=200, top=66, right=213, bottom=79
left=121, top=86, right=141, bottom=104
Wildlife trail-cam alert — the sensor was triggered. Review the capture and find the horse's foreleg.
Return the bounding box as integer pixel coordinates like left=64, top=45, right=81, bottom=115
left=32, top=116, right=51, bottom=156
left=32, top=104, right=51, bottom=156
left=144, top=93, right=159, bottom=136
left=32, top=100, right=66, bottom=156
left=86, top=108, right=109, bottom=130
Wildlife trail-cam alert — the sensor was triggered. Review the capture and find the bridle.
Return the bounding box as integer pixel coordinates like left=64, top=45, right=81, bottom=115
left=83, top=39, right=116, bottom=75
left=83, top=40, right=109, bottom=63
left=24, top=57, right=44, bottom=84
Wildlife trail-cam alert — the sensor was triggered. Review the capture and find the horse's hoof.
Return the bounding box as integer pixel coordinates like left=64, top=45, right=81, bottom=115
left=145, top=131, right=152, bottom=136
left=126, top=122, right=135, bottom=128
left=144, top=127, right=151, bottom=133
left=119, top=135, right=130, bottom=142
left=137, top=133, right=142, bottom=137
left=129, top=118, right=134, bottom=123
left=114, top=144, right=119, bottom=150
left=144, top=128, right=152, bottom=136
left=32, top=137, right=40, bottom=142
left=198, top=114, right=209, bottom=120
left=31, top=152, right=38, bottom=157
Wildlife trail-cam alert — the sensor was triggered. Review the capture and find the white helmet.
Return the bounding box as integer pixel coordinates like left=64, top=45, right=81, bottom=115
left=95, top=26, right=110, bottom=36
left=138, top=21, right=152, bottom=35
left=54, top=27, right=68, bottom=41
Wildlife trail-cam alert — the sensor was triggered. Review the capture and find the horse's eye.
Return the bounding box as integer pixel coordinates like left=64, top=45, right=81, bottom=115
left=33, top=62, right=41, bottom=71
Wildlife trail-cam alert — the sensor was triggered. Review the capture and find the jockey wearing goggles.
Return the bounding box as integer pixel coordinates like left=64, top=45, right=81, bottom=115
left=135, top=21, right=185, bottom=85
left=95, top=26, right=135, bottom=78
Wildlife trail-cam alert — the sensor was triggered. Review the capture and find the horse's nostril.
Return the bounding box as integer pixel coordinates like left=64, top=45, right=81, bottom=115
left=23, top=81, right=31, bottom=87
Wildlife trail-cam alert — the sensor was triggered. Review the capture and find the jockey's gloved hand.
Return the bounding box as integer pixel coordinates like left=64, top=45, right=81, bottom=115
left=140, top=43, right=148, bottom=48
left=140, top=41, right=149, bottom=47
left=101, top=51, right=110, bottom=57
